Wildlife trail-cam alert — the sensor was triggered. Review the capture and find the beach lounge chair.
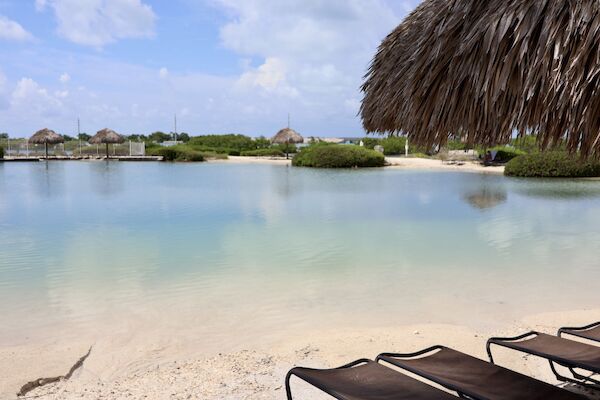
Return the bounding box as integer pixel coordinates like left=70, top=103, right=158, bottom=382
left=559, top=322, right=600, bottom=344
left=487, top=331, right=600, bottom=389
left=377, top=346, right=586, bottom=400
left=285, top=358, right=457, bottom=400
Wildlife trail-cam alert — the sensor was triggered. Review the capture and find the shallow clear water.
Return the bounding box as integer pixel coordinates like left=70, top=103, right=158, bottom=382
left=1, top=162, right=599, bottom=346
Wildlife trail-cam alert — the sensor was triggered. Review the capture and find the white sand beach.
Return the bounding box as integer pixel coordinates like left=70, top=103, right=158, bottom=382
left=2, top=309, right=598, bottom=399
left=210, top=155, right=506, bottom=175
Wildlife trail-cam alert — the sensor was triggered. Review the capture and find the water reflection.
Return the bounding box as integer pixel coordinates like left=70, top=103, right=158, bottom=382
left=1, top=163, right=600, bottom=342
left=463, top=187, right=508, bottom=210
left=88, top=161, right=124, bottom=196
left=31, top=161, right=66, bottom=198
left=513, top=179, right=600, bottom=199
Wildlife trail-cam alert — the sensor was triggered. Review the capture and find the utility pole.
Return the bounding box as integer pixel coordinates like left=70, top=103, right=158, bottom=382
left=78, top=118, right=81, bottom=156
left=287, top=113, right=290, bottom=129
left=174, top=114, right=177, bottom=142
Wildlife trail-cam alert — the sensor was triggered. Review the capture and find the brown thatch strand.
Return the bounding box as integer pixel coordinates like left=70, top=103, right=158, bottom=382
left=361, top=0, right=600, bottom=158
left=271, top=128, right=304, bottom=144
left=28, top=128, right=64, bottom=145
left=89, top=128, right=125, bottom=144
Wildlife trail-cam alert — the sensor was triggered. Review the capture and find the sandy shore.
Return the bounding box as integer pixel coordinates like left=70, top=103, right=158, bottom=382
left=208, top=155, right=505, bottom=174
left=3, top=309, right=598, bottom=399
left=385, top=156, right=505, bottom=174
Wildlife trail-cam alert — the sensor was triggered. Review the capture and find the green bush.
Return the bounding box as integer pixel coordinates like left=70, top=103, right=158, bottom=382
left=361, top=137, right=381, bottom=150
left=185, top=143, right=239, bottom=156
left=505, top=152, right=600, bottom=177
left=490, top=146, right=526, bottom=163
left=292, top=144, right=385, bottom=168
left=241, top=148, right=285, bottom=157
left=510, top=135, right=538, bottom=153
left=276, top=143, right=298, bottom=154
left=447, top=139, right=470, bottom=151
left=380, top=137, right=407, bottom=155
left=149, top=147, right=177, bottom=161
left=0, top=146, right=3, bottom=159
left=148, top=146, right=204, bottom=162
left=188, top=134, right=255, bottom=152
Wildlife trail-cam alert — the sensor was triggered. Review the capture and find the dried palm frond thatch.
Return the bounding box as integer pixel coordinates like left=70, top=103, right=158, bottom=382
left=361, top=0, right=600, bottom=158
left=272, top=128, right=304, bottom=159
left=29, top=128, right=65, bottom=159
left=271, top=128, right=304, bottom=145
left=89, top=128, right=125, bottom=158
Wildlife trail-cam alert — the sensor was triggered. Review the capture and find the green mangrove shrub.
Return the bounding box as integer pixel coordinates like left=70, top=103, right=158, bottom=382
left=505, top=152, right=600, bottom=178
left=148, top=146, right=204, bottom=162
left=188, top=134, right=255, bottom=152
left=489, top=146, right=526, bottom=163
left=292, top=144, right=385, bottom=168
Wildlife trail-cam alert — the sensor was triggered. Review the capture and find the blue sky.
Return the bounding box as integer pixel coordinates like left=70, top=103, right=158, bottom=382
left=0, top=0, right=419, bottom=138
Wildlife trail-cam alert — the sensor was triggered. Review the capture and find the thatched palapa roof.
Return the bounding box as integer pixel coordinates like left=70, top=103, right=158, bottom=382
left=361, top=0, right=600, bottom=157
left=272, top=128, right=304, bottom=144
left=89, top=128, right=125, bottom=144
left=29, top=128, right=64, bottom=144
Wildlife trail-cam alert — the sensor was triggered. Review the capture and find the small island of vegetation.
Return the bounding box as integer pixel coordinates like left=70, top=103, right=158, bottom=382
left=292, top=144, right=385, bottom=168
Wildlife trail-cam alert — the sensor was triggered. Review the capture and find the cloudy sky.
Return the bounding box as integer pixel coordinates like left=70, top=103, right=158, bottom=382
left=0, top=0, right=418, bottom=137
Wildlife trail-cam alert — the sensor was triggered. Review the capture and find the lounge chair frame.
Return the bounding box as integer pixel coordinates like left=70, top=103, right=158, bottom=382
left=558, top=321, right=600, bottom=343
left=285, top=358, right=371, bottom=400
left=486, top=331, right=600, bottom=390
left=377, top=346, right=477, bottom=399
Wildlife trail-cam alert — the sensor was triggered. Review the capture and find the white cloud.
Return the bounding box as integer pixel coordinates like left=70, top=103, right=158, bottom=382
left=11, top=78, right=63, bottom=117
left=35, top=0, right=48, bottom=12
left=0, top=15, right=34, bottom=41
left=59, top=73, right=71, bottom=83
left=0, top=1, right=422, bottom=137
left=213, top=0, right=407, bottom=127
left=159, top=67, right=169, bottom=79
left=237, top=57, right=298, bottom=97
left=0, top=69, right=8, bottom=110
left=40, top=0, right=156, bottom=47
left=54, top=90, right=69, bottom=98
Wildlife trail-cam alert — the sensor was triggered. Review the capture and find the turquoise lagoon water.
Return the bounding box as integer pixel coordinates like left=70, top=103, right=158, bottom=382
left=1, top=162, right=599, bottom=346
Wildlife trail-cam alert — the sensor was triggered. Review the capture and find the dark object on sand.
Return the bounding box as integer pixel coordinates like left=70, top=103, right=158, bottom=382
left=285, top=358, right=456, bottom=400
left=559, top=322, right=600, bottom=343
left=378, top=346, right=587, bottom=400
left=487, top=331, right=600, bottom=389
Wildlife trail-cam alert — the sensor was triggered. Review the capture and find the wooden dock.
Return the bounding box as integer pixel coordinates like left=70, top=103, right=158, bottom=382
left=0, top=156, right=163, bottom=162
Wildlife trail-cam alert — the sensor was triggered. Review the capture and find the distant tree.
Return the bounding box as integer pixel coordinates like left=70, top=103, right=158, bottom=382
left=188, top=134, right=255, bottom=151
left=149, top=131, right=171, bottom=143
left=254, top=136, right=271, bottom=149
left=78, top=133, right=91, bottom=141
left=127, top=134, right=148, bottom=141
left=178, top=132, right=190, bottom=143
left=63, top=134, right=75, bottom=141
left=0, top=133, right=8, bottom=139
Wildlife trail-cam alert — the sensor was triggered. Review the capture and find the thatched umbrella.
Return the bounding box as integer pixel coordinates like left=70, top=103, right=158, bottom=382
left=361, top=0, right=600, bottom=158
left=29, top=128, right=64, bottom=159
left=89, top=128, right=125, bottom=159
left=272, top=128, right=304, bottom=159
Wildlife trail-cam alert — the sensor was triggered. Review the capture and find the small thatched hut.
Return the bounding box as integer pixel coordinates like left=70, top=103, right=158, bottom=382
left=272, top=128, right=304, bottom=159
left=271, top=128, right=304, bottom=145
left=89, top=128, right=125, bottom=158
left=361, top=0, right=600, bottom=158
left=29, top=128, right=64, bottom=159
